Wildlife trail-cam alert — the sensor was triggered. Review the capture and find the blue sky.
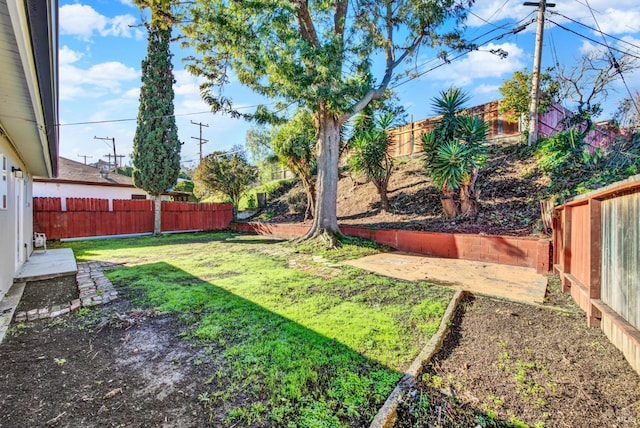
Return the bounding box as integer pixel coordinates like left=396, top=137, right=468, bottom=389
left=58, top=0, right=640, bottom=169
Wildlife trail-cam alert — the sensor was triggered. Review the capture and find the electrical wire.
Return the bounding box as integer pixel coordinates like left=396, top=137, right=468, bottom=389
left=391, top=19, right=536, bottom=90
left=582, top=0, right=640, bottom=117
left=549, top=11, right=640, bottom=52
left=56, top=102, right=277, bottom=127
left=546, top=19, right=640, bottom=60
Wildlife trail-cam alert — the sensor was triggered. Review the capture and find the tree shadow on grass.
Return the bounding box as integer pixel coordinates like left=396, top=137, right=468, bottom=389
left=110, top=261, right=528, bottom=427
left=111, top=261, right=400, bottom=427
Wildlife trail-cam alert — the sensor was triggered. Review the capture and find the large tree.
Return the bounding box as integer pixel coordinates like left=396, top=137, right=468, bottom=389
left=132, top=1, right=181, bottom=235
left=182, top=0, right=473, bottom=245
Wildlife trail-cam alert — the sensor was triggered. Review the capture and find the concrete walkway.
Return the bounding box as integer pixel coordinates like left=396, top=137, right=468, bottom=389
left=345, top=251, right=547, bottom=304
left=14, top=249, right=77, bottom=282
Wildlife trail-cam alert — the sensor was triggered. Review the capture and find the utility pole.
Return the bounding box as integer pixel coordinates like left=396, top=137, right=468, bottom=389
left=191, top=120, right=209, bottom=162
left=524, top=1, right=555, bottom=146
left=94, top=136, right=118, bottom=169
left=77, top=154, right=92, bottom=164
left=104, top=153, right=113, bottom=170
left=114, top=155, right=126, bottom=171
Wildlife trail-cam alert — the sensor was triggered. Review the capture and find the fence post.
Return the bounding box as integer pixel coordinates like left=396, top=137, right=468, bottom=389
left=561, top=205, right=572, bottom=293
left=587, top=199, right=602, bottom=327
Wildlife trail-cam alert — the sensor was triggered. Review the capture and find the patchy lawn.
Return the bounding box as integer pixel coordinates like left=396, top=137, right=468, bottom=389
left=1, top=232, right=453, bottom=427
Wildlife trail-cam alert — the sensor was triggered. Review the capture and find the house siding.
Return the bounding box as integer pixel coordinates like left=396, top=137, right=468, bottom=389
left=0, top=140, right=33, bottom=300
left=34, top=181, right=148, bottom=211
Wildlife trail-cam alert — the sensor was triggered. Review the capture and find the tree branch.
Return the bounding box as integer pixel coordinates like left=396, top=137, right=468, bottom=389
left=294, top=0, right=319, bottom=47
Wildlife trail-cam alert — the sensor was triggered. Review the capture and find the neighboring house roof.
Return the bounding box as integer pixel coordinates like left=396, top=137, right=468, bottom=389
left=0, top=0, right=59, bottom=177
left=34, top=157, right=137, bottom=188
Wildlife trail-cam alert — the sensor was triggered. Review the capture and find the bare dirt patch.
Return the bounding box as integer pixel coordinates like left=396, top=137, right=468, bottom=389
left=0, top=300, right=203, bottom=428
left=394, top=279, right=640, bottom=427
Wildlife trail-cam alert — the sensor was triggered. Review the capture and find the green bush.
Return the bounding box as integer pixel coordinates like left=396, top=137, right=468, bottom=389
left=536, top=131, right=640, bottom=200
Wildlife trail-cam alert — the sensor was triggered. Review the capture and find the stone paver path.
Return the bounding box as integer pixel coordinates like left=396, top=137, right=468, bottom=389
left=14, top=261, right=119, bottom=323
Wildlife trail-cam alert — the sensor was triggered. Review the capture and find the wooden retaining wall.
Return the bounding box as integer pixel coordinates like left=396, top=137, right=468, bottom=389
left=233, top=222, right=551, bottom=274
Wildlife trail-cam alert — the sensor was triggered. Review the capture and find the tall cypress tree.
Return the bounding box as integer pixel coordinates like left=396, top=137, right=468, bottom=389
left=132, top=4, right=180, bottom=235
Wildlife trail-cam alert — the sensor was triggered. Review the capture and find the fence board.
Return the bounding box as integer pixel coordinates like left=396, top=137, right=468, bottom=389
left=602, top=193, right=640, bottom=330
left=33, top=198, right=231, bottom=238
left=568, top=203, right=590, bottom=286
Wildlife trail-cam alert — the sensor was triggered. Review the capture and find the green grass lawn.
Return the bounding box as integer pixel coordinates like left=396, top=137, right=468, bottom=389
left=63, top=232, right=453, bottom=427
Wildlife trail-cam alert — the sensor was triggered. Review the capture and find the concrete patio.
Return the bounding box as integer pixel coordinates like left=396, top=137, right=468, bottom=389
left=346, top=251, right=548, bottom=305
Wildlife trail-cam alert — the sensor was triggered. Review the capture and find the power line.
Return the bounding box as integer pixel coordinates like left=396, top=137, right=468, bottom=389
left=77, top=154, right=92, bottom=164
left=57, top=103, right=275, bottom=127
left=582, top=0, right=640, bottom=118
left=546, top=19, right=640, bottom=60
left=548, top=11, right=640, bottom=52
left=191, top=120, right=209, bottom=162
left=94, top=136, right=118, bottom=170
left=391, top=19, right=535, bottom=90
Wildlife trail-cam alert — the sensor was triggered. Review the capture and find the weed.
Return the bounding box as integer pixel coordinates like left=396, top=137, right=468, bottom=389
left=197, top=392, right=211, bottom=406
left=54, top=358, right=66, bottom=366
left=7, top=322, right=28, bottom=337
left=487, top=394, right=504, bottom=407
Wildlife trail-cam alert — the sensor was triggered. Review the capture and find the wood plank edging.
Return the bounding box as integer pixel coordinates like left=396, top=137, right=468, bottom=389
left=369, top=290, right=467, bottom=428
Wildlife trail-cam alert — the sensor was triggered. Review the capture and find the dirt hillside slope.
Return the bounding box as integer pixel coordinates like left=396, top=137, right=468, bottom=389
left=258, top=139, right=549, bottom=237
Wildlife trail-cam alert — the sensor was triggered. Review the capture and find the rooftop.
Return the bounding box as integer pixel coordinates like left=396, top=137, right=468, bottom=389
left=34, top=157, right=135, bottom=187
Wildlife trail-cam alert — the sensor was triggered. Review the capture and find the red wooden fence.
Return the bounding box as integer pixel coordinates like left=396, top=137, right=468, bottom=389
left=553, top=174, right=640, bottom=374
left=34, top=197, right=233, bottom=240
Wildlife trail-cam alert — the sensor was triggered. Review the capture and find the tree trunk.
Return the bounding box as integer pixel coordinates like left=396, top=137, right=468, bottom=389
left=460, top=168, right=480, bottom=218
left=375, top=181, right=390, bottom=212
left=153, top=195, right=162, bottom=235
left=300, top=110, right=341, bottom=246
left=441, top=186, right=459, bottom=219
left=302, top=179, right=316, bottom=221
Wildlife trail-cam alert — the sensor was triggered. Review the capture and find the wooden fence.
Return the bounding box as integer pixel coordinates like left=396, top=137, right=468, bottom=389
left=553, top=174, right=640, bottom=374
left=387, top=100, right=521, bottom=157
left=34, top=197, right=233, bottom=240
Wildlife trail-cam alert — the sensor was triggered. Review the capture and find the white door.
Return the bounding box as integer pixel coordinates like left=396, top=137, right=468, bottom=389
left=15, top=176, right=24, bottom=269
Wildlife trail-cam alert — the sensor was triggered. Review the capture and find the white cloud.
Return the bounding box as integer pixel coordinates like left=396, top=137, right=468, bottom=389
left=59, top=45, right=83, bottom=64
left=468, top=1, right=640, bottom=36
left=60, top=46, right=139, bottom=100
left=60, top=4, right=144, bottom=41
left=473, top=84, right=501, bottom=95
left=423, top=42, right=525, bottom=86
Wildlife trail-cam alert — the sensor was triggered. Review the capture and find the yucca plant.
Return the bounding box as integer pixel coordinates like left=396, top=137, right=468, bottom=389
left=349, top=112, right=395, bottom=212
left=422, top=88, right=489, bottom=218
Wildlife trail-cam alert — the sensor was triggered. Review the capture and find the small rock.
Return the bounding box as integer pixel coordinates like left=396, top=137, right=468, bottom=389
left=103, top=388, right=123, bottom=400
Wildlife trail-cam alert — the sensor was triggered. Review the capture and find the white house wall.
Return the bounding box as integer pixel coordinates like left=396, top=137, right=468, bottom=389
left=33, top=182, right=149, bottom=211
left=0, top=138, right=32, bottom=300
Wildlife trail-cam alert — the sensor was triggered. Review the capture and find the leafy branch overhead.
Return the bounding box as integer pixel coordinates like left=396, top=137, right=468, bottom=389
left=180, top=0, right=476, bottom=245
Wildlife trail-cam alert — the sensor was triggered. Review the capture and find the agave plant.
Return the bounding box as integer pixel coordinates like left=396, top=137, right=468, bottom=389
left=422, top=88, right=489, bottom=219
